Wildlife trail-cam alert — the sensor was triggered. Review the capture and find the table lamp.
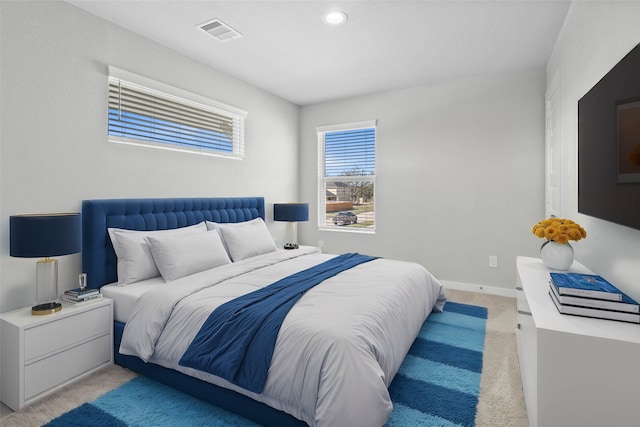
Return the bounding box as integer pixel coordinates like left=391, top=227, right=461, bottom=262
left=274, top=203, right=309, bottom=249
left=10, top=213, right=82, bottom=315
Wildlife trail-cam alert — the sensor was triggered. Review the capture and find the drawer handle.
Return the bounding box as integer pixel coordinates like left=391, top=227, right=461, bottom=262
left=516, top=286, right=523, bottom=291
left=517, top=310, right=532, bottom=316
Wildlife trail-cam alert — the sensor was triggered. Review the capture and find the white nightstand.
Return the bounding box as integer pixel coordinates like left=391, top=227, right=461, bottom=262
left=0, top=298, right=113, bottom=411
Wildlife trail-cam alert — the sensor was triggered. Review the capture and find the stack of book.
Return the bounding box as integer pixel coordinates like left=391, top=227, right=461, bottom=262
left=60, top=287, right=103, bottom=306
left=549, top=272, right=640, bottom=323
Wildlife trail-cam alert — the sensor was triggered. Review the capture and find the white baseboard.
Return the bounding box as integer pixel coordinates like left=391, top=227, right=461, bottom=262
left=441, top=280, right=516, bottom=298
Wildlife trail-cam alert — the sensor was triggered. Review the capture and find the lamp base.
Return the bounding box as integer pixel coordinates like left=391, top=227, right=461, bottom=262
left=36, top=258, right=58, bottom=304
left=32, top=301, right=62, bottom=315
left=284, top=222, right=298, bottom=250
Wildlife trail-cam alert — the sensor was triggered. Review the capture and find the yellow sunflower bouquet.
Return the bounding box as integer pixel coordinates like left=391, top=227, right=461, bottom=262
left=531, top=217, right=587, bottom=244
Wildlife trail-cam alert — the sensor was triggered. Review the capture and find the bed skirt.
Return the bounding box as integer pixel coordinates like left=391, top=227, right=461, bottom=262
left=113, top=321, right=308, bottom=427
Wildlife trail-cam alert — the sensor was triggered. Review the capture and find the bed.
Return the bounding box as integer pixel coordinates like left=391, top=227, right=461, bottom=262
left=82, top=197, right=446, bottom=427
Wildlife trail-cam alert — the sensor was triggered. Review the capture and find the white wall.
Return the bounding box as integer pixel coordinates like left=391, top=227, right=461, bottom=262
left=299, top=69, right=546, bottom=292
left=546, top=1, right=640, bottom=301
left=0, top=1, right=300, bottom=312
left=10, top=1, right=635, bottom=312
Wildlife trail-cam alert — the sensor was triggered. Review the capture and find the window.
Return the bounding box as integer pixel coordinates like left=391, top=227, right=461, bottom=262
left=317, top=120, right=376, bottom=232
left=108, top=67, right=246, bottom=158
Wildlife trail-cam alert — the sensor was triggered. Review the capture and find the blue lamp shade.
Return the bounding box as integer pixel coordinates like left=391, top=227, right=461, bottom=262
left=273, top=203, right=309, bottom=222
left=10, top=213, right=82, bottom=258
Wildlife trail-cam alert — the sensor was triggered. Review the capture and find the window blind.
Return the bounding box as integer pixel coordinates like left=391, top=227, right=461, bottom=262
left=108, top=69, right=246, bottom=158
left=324, top=127, right=376, bottom=176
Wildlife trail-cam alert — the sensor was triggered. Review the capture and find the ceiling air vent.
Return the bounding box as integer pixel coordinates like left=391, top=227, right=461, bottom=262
left=198, top=19, right=243, bottom=43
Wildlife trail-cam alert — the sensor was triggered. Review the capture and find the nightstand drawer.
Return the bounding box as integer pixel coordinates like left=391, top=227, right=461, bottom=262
left=24, top=333, right=111, bottom=401
left=24, top=304, right=110, bottom=362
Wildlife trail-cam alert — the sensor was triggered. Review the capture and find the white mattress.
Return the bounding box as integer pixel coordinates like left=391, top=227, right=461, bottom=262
left=101, top=278, right=165, bottom=322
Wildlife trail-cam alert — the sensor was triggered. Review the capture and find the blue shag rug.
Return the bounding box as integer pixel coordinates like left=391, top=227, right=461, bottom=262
left=45, top=301, right=487, bottom=427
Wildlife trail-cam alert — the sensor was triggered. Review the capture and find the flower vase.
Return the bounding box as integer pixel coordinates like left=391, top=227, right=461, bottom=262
left=540, top=240, right=574, bottom=271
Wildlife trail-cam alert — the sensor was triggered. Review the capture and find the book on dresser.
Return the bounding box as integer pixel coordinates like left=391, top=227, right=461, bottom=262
left=60, top=288, right=102, bottom=306
left=548, top=288, right=640, bottom=323
left=548, top=281, right=640, bottom=313
left=549, top=272, right=628, bottom=302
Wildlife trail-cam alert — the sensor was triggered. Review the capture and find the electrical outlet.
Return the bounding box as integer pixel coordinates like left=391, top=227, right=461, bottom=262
left=489, top=256, right=498, bottom=268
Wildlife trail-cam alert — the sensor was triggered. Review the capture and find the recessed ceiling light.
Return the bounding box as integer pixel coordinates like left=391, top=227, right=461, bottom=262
left=323, top=11, right=348, bottom=26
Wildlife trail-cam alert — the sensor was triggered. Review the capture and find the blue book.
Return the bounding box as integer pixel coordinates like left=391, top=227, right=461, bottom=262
left=550, top=272, right=631, bottom=302
left=549, top=289, right=640, bottom=323
left=548, top=282, right=640, bottom=313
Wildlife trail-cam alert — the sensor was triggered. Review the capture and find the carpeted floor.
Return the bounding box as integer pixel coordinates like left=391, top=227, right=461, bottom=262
left=449, top=290, right=529, bottom=427
left=0, top=289, right=528, bottom=427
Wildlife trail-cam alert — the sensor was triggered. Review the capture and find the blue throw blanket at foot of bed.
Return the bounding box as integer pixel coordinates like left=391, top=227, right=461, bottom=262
left=179, top=252, right=377, bottom=393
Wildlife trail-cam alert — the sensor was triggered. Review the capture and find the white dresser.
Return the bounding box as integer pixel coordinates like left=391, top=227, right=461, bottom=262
left=0, top=298, right=113, bottom=411
left=516, top=256, right=640, bottom=427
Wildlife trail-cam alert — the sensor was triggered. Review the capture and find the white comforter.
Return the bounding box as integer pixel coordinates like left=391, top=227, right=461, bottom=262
left=120, top=248, right=446, bottom=427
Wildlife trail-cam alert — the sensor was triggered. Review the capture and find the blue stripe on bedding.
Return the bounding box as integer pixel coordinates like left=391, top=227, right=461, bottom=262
left=179, top=253, right=377, bottom=394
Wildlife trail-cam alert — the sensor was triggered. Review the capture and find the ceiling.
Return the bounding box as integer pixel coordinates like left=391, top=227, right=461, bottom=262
left=67, top=0, right=572, bottom=106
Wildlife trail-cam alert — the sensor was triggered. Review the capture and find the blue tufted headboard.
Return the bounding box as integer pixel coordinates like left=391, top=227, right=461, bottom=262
left=82, top=197, right=265, bottom=289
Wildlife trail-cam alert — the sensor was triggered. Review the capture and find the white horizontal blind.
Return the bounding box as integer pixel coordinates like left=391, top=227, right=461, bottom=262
left=317, top=120, right=376, bottom=232
left=325, top=127, right=376, bottom=177
left=108, top=68, right=246, bottom=158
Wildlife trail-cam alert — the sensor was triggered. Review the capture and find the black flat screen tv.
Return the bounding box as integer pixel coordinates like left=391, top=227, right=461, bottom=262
left=578, top=42, right=640, bottom=231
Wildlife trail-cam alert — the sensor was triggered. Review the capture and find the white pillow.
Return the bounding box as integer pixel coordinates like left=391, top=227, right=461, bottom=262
left=207, top=218, right=277, bottom=261
left=146, top=229, right=231, bottom=282
left=108, top=222, right=207, bottom=285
